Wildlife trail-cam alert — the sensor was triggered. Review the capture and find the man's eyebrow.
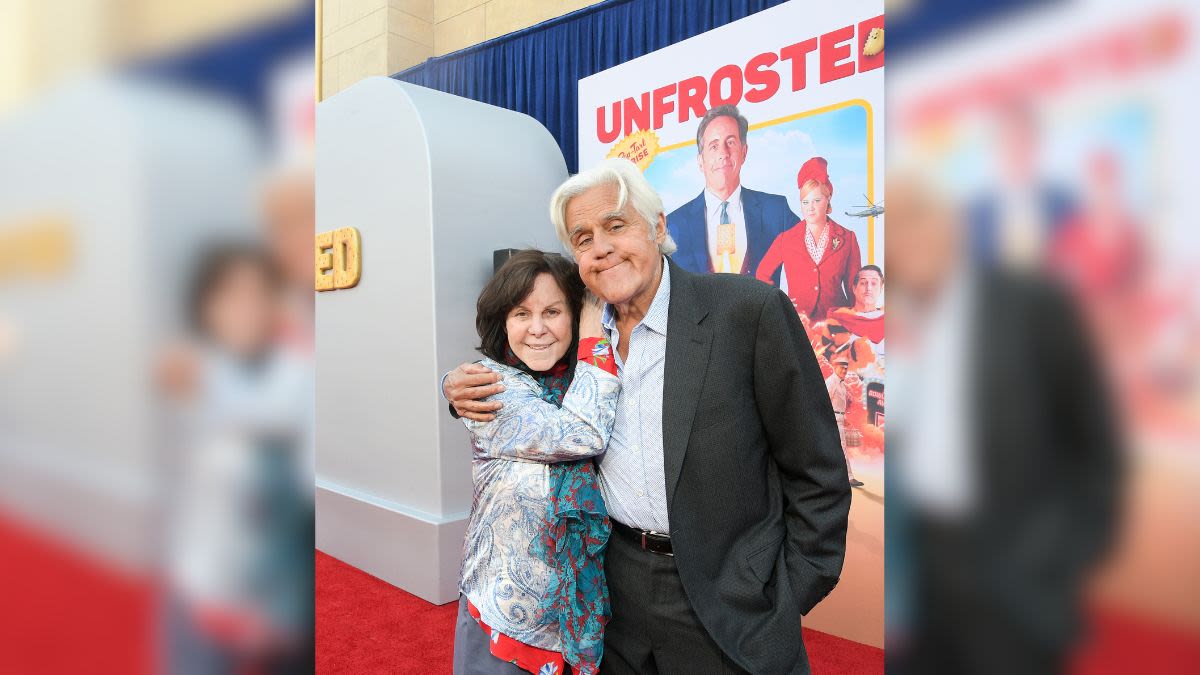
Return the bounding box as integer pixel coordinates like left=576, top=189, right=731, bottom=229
left=568, top=211, right=625, bottom=237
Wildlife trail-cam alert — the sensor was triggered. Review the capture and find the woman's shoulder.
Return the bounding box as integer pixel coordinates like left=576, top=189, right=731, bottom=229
left=778, top=222, right=807, bottom=240
left=828, top=218, right=858, bottom=241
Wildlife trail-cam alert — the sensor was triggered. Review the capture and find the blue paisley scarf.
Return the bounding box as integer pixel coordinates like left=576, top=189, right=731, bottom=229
left=502, top=346, right=611, bottom=675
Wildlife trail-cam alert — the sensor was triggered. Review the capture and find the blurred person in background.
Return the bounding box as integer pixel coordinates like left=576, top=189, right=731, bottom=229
left=968, top=100, right=1076, bottom=269
left=261, top=161, right=316, bottom=356
left=159, top=243, right=314, bottom=675
left=1048, top=150, right=1145, bottom=309
left=886, top=169, right=1122, bottom=675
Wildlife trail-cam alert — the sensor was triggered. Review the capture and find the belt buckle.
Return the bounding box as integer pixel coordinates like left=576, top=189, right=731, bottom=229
left=642, top=529, right=673, bottom=557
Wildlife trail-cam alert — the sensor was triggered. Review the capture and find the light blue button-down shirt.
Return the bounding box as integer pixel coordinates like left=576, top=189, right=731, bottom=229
left=598, top=258, right=672, bottom=533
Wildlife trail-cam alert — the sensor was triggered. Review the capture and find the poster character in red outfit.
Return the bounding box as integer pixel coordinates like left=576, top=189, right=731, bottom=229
left=755, top=157, right=862, bottom=321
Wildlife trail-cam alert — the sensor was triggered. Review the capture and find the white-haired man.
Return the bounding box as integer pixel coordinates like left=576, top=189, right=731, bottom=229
left=445, top=158, right=849, bottom=674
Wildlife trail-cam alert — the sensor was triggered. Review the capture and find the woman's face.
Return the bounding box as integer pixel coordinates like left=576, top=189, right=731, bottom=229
left=506, top=273, right=573, bottom=371
left=800, top=185, right=830, bottom=227
left=202, top=260, right=277, bottom=357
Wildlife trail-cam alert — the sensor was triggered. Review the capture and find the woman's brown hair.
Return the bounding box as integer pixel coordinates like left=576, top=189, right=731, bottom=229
left=475, top=249, right=585, bottom=364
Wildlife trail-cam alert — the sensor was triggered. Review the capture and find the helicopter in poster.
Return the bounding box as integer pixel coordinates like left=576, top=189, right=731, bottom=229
left=845, top=194, right=884, bottom=218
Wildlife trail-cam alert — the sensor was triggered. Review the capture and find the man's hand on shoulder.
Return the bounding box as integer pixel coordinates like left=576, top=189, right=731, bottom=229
left=445, top=362, right=505, bottom=422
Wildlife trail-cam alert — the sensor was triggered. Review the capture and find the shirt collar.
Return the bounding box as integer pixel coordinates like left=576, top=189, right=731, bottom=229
left=601, top=256, right=671, bottom=336
left=703, top=185, right=742, bottom=213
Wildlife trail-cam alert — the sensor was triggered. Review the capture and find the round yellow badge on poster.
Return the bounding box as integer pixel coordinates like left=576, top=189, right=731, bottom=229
left=606, top=129, right=660, bottom=171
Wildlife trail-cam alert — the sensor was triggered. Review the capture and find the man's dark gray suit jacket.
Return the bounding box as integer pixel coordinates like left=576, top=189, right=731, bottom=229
left=655, top=257, right=850, bottom=674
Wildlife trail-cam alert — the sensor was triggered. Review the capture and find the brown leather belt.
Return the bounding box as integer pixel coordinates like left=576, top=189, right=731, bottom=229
left=612, top=520, right=673, bottom=556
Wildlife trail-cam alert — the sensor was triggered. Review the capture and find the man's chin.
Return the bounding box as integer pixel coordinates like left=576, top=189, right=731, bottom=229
left=707, top=171, right=740, bottom=185
left=590, top=285, right=632, bottom=307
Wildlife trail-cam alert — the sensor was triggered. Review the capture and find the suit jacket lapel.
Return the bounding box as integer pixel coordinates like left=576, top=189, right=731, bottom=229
left=661, top=259, right=712, bottom=508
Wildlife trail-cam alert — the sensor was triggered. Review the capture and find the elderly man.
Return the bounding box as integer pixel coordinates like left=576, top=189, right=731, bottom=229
left=445, top=158, right=849, bottom=674
left=666, top=105, right=798, bottom=279
left=887, top=170, right=1119, bottom=675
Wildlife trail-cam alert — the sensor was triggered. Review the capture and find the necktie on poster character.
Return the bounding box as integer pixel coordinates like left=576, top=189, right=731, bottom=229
left=716, top=221, right=737, bottom=273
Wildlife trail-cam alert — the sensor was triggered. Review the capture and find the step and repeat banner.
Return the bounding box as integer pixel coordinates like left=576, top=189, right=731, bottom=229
left=578, top=0, right=885, bottom=645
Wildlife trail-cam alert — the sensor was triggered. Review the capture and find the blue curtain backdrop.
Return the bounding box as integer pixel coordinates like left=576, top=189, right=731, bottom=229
left=133, top=5, right=313, bottom=126
left=393, top=0, right=791, bottom=173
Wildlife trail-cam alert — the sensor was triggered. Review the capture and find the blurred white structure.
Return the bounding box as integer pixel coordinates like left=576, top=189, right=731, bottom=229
left=0, top=76, right=262, bottom=569
left=315, top=77, right=568, bottom=603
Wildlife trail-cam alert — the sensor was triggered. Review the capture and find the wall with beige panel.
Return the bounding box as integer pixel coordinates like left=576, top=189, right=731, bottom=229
left=434, top=0, right=602, bottom=56
left=322, top=0, right=605, bottom=98
left=321, top=0, right=434, bottom=98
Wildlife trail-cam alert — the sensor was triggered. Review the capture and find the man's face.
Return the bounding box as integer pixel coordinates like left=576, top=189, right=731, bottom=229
left=884, top=172, right=961, bottom=299
left=833, top=362, right=849, bottom=380
left=854, top=270, right=883, bottom=311
left=565, top=183, right=665, bottom=309
left=263, top=172, right=315, bottom=292
left=696, top=115, right=748, bottom=195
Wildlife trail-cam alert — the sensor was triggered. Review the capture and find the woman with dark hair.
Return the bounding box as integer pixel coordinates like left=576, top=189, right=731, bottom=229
left=161, top=243, right=314, bottom=675
left=453, top=249, right=619, bottom=675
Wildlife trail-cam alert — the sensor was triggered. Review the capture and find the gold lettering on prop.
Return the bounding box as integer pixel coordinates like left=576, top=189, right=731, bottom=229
left=332, top=227, right=361, bottom=289
left=0, top=216, right=73, bottom=283
left=314, top=230, right=334, bottom=291
left=315, top=227, right=362, bottom=291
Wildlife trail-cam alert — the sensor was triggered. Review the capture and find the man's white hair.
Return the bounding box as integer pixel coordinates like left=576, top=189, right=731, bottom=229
left=549, top=158, right=677, bottom=258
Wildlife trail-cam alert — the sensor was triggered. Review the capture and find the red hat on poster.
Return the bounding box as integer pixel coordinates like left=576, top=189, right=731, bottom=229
left=797, top=157, right=832, bottom=197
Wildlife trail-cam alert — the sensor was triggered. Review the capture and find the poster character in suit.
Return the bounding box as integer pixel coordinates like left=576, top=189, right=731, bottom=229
left=756, top=157, right=862, bottom=321
left=666, top=105, right=799, bottom=279
left=968, top=100, right=1075, bottom=268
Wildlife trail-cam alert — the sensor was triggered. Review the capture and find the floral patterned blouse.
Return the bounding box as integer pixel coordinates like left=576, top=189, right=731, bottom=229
left=460, top=338, right=619, bottom=674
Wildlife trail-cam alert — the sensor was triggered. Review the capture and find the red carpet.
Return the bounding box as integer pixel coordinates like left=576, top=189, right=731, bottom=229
left=4, top=513, right=1194, bottom=675
left=0, top=512, right=153, bottom=675
left=316, top=551, right=459, bottom=673
left=1071, top=605, right=1200, bottom=675
left=315, top=550, right=885, bottom=674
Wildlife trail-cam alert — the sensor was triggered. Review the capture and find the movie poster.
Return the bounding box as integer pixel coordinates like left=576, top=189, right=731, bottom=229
left=578, top=0, right=886, bottom=474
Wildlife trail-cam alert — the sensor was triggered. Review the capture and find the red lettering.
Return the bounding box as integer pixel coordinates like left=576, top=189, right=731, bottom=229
left=820, top=25, right=856, bottom=84
left=744, top=51, right=780, bottom=104
left=779, top=38, right=818, bottom=91
left=709, top=64, right=743, bottom=108
left=858, top=15, right=885, bottom=73
left=652, top=84, right=676, bottom=131
left=677, top=76, right=707, bottom=124
left=596, top=101, right=620, bottom=144
left=623, top=92, right=651, bottom=136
